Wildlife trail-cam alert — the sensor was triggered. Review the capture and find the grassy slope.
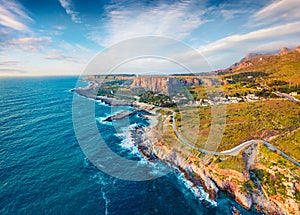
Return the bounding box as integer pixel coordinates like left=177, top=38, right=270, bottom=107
left=225, top=50, right=300, bottom=84
left=176, top=99, right=300, bottom=158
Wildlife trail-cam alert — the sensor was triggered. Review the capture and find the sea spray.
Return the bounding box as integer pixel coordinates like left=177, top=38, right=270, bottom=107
left=174, top=167, right=218, bottom=207
left=115, top=123, right=142, bottom=156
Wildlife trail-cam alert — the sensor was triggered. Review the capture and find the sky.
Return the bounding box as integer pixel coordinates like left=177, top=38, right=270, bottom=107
left=1, top=0, right=300, bottom=76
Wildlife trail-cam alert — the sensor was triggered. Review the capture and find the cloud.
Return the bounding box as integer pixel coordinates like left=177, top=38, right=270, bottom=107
left=0, top=0, right=33, bottom=31
left=44, top=51, right=79, bottom=62
left=0, top=28, right=12, bottom=37
left=202, top=21, right=300, bottom=55
left=53, top=25, right=66, bottom=31
left=88, top=0, right=207, bottom=47
left=208, top=2, right=252, bottom=21
left=0, top=68, right=27, bottom=74
left=83, top=36, right=213, bottom=75
left=38, top=25, right=66, bottom=37
left=193, top=21, right=300, bottom=69
left=58, top=0, right=81, bottom=23
left=0, top=37, right=52, bottom=52
left=0, top=60, right=19, bottom=66
left=253, top=0, right=300, bottom=26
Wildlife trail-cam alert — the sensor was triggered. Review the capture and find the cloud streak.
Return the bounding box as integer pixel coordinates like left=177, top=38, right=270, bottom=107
left=44, top=51, right=79, bottom=62
left=202, top=21, right=300, bottom=54
left=0, top=0, right=33, bottom=31
left=0, top=37, right=52, bottom=52
left=253, top=0, right=300, bottom=26
left=58, top=0, right=81, bottom=23
left=195, top=21, right=300, bottom=69
left=89, top=0, right=207, bottom=47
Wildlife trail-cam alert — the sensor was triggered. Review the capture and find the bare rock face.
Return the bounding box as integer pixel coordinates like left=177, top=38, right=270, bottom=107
left=224, top=180, right=253, bottom=210
left=136, top=123, right=297, bottom=215
left=132, top=76, right=170, bottom=93
left=131, top=76, right=202, bottom=94
left=223, top=45, right=300, bottom=73
left=251, top=192, right=287, bottom=215
left=277, top=47, right=290, bottom=56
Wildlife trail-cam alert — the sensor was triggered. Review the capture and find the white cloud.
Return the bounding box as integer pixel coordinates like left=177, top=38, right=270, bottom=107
left=198, top=21, right=300, bottom=69
left=58, top=0, right=81, bottom=23
left=209, top=2, right=251, bottom=21
left=253, top=0, right=300, bottom=26
left=0, top=0, right=33, bottom=31
left=88, top=0, right=207, bottom=47
left=0, top=50, right=86, bottom=76
left=202, top=21, right=300, bottom=54
left=44, top=52, right=78, bottom=62
left=83, top=36, right=212, bottom=75
left=0, top=28, right=12, bottom=36
left=0, top=37, right=52, bottom=52
left=0, top=60, right=19, bottom=66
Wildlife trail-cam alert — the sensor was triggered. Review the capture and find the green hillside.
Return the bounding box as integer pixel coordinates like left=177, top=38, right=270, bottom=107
left=221, top=47, right=300, bottom=85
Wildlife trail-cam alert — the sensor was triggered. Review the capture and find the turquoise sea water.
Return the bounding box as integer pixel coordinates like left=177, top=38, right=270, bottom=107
left=0, top=77, right=261, bottom=214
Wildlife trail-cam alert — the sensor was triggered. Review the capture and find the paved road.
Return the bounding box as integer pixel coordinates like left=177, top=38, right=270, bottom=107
left=171, top=112, right=300, bottom=167
left=272, top=91, right=299, bottom=103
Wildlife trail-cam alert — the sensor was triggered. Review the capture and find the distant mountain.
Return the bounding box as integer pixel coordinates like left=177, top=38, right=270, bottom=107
left=218, top=46, right=300, bottom=84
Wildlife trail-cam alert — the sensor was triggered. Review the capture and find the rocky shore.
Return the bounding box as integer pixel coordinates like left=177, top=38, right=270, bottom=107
left=74, top=88, right=132, bottom=106
left=73, top=86, right=297, bottom=214
left=103, top=111, right=136, bottom=122
left=133, top=114, right=292, bottom=215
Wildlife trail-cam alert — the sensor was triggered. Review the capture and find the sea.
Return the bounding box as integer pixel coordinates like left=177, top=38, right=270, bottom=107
left=0, top=77, right=262, bottom=214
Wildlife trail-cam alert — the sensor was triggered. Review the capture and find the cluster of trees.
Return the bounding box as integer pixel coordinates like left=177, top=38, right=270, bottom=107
left=96, top=87, right=116, bottom=97
left=139, top=91, right=175, bottom=107
left=225, top=71, right=268, bottom=83
left=254, top=89, right=279, bottom=98
left=276, top=85, right=300, bottom=94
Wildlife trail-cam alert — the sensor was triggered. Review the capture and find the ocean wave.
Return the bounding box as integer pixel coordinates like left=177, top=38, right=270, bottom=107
left=95, top=99, right=110, bottom=106
left=91, top=172, right=111, bottom=215
left=96, top=116, right=113, bottom=126
left=102, top=187, right=110, bottom=215
left=175, top=168, right=218, bottom=207
left=115, top=123, right=171, bottom=178
left=115, top=123, right=142, bottom=156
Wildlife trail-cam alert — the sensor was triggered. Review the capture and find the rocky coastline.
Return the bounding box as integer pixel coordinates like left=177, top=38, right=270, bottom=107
left=73, top=86, right=295, bottom=214
left=74, top=88, right=132, bottom=106
left=103, top=111, right=136, bottom=122
left=133, top=114, right=291, bottom=215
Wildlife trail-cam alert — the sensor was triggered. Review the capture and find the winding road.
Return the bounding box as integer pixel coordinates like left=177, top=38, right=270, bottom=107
left=171, top=112, right=300, bottom=167
left=272, top=91, right=299, bottom=103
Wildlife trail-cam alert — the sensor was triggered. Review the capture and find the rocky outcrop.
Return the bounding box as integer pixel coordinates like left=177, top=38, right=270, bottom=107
left=135, top=123, right=292, bottom=214
left=103, top=111, right=136, bottom=122
left=277, top=47, right=290, bottom=56
left=75, top=89, right=131, bottom=106
left=224, top=45, right=300, bottom=73
left=295, top=46, right=300, bottom=53
left=131, top=75, right=202, bottom=94
left=132, top=76, right=169, bottom=93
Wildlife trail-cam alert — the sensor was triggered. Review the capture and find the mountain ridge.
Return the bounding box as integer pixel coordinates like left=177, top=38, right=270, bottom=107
left=218, top=45, right=300, bottom=84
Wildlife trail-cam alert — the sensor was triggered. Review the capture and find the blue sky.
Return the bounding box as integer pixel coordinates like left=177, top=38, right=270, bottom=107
left=1, top=0, right=300, bottom=76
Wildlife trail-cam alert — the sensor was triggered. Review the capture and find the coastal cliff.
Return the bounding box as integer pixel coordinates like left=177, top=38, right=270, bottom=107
left=135, top=114, right=298, bottom=215
left=132, top=75, right=202, bottom=93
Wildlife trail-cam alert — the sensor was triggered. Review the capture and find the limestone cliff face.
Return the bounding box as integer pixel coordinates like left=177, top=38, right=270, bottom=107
left=136, top=123, right=292, bottom=215
left=131, top=76, right=202, bottom=93
left=132, top=76, right=169, bottom=93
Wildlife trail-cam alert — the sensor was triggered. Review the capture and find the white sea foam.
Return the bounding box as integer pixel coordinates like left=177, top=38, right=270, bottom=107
left=101, top=187, right=110, bottom=215
left=96, top=116, right=113, bottom=125
left=95, top=99, right=110, bottom=106
left=115, top=123, right=141, bottom=156
left=175, top=168, right=218, bottom=207
left=92, top=172, right=111, bottom=215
